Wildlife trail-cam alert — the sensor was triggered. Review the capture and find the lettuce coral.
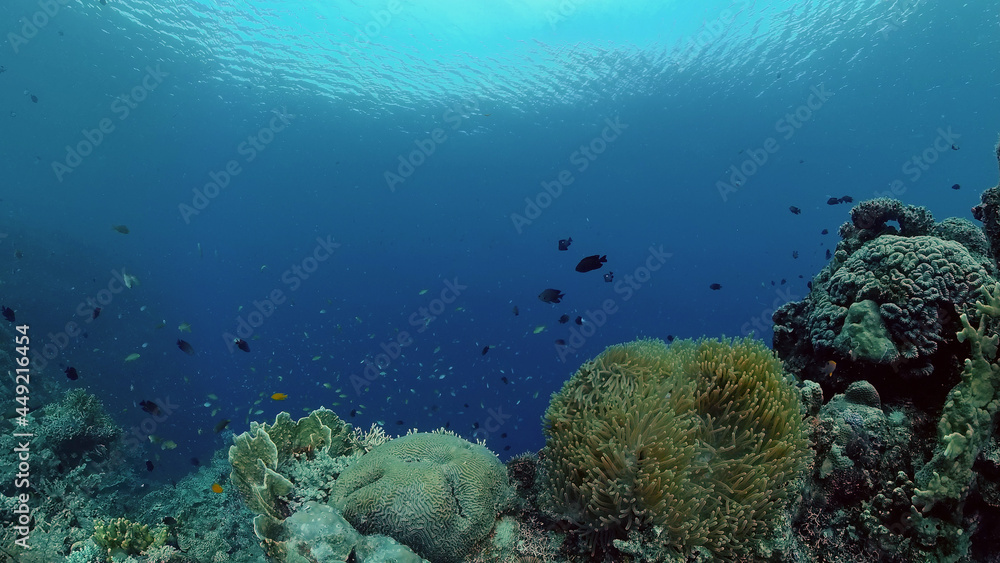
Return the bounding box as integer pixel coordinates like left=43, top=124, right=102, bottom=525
left=539, top=337, right=810, bottom=560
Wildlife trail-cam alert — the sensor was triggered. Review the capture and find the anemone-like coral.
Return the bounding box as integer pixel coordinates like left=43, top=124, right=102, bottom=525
left=539, top=337, right=810, bottom=561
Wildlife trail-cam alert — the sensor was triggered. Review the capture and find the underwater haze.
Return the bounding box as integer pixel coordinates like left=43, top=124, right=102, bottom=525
left=0, top=0, right=997, bottom=481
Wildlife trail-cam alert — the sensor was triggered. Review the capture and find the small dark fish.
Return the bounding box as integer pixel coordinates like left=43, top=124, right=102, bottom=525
left=445, top=421, right=450, bottom=428
left=501, top=376, right=508, bottom=384
left=481, top=346, right=490, bottom=356
left=139, top=400, right=161, bottom=416
left=177, top=339, right=196, bottom=355
left=111, top=224, right=130, bottom=234
left=234, top=338, right=250, bottom=352
left=395, top=420, right=404, bottom=425
left=558, top=237, right=572, bottom=251
left=554, top=339, right=567, bottom=346
left=821, top=229, right=829, bottom=235
left=14, top=250, right=22, bottom=259
left=575, top=316, right=583, bottom=325
left=350, top=409, right=357, bottom=417
left=190, top=457, right=200, bottom=466
left=792, top=250, right=799, bottom=259
left=575, top=254, right=607, bottom=273
left=145, top=460, right=154, bottom=472
left=826, top=197, right=840, bottom=205
left=213, top=419, right=231, bottom=433
left=603, top=271, right=614, bottom=283
left=951, top=144, right=959, bottom=151
left=2, top=306, right=14, bottom=323
left=951, top=184, right=960, bottom=190
left=826, top=249, right=832, bottom=259
left=163, top=517, right=177, bottom=526
left=709, top=283, right=722, bottom=290
left=472, top=422, right=480, bottom=429
left=666, top=334, right=675, bottom=342
left=538, top=288, right=565, bottom=304
left=501, top=433, right=507, bottom=438
left=504, top=445, right=511, bottom=451
left=512, top=306, right=519, bottom=316
left=807, top=281, right=813, bottom=289
left=92, top=307, right=101, bottom=319
left=789, top=206, right=801, bottom=215
left=780, top=279, right=786, bottom=285
left=65, top=367, right=79, bottom=381
left=770, top=281, right=775, bottom=286
left=558, top=314, right=570, bottom=324
left=838, top=195, right=853, bottom=203
left=30, top=94, right=37, bottom=103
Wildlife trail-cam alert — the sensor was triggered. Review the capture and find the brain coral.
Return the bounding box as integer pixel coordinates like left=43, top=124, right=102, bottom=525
left=775, top=227, right=996, bottom=379
left=330, top=431, right=515, bottom=563
left=539, top=337, right=810, bottom=560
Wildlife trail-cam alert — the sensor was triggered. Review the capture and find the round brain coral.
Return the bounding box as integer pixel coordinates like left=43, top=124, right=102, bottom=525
left=539, top=337, right=810, bottom=560
left=330, top=431, right=515, bottom=563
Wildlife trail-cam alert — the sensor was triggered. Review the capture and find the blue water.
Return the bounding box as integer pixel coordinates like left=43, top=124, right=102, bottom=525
left=1, top=0, right=997, bottom=481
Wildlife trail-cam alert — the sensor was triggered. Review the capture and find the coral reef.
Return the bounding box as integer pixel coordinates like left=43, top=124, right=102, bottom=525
left=538, top=337, right=811, bottom=561
left=330, top=432, right=516, bottom=563
left=775, top=200, right=997, bottom=385
left=229, top=408, right=358, bottom=520
left=92, top=517, right=167, bottom=557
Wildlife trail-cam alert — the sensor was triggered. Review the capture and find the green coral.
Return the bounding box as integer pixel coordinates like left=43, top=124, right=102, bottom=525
left=539, top=337, right=811, bottom=560
left=92, top=517, right=166, bottom=557
left=229, top=408, right=358, bottom=519
left=910, top=284, right=1000, bottom=560
left=330, top=432, right=515, bottom=563
left=833, top=299, right=897, bottom=362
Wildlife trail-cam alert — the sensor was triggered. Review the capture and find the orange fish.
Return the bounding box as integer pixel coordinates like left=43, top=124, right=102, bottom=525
left=820, top=360, right=836, bottom=377
left=211, top=483, right=224, bottom=493
left=271, top=393, right=288, bottom=401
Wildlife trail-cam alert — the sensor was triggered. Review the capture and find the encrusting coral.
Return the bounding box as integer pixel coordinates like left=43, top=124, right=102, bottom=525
left=538, top=337, right=811, bottom=561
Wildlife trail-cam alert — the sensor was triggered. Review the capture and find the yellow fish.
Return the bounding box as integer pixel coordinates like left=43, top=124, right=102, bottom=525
left=211, top=483, right=224, bottom=493
left=821, top=360, right=837, bottom=377
left=124, top=353, right=141, bottom=362
left=419, top=289, right=428, bottom=295
left=178, top=322, right=192, bottom=332
left=533, top=325, right=546, bottom=334
left=161, top=440, right=177, bottom=450
left=312, top=355, right=321, bottom=361
left=271, top=393, right=288, bottom=401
